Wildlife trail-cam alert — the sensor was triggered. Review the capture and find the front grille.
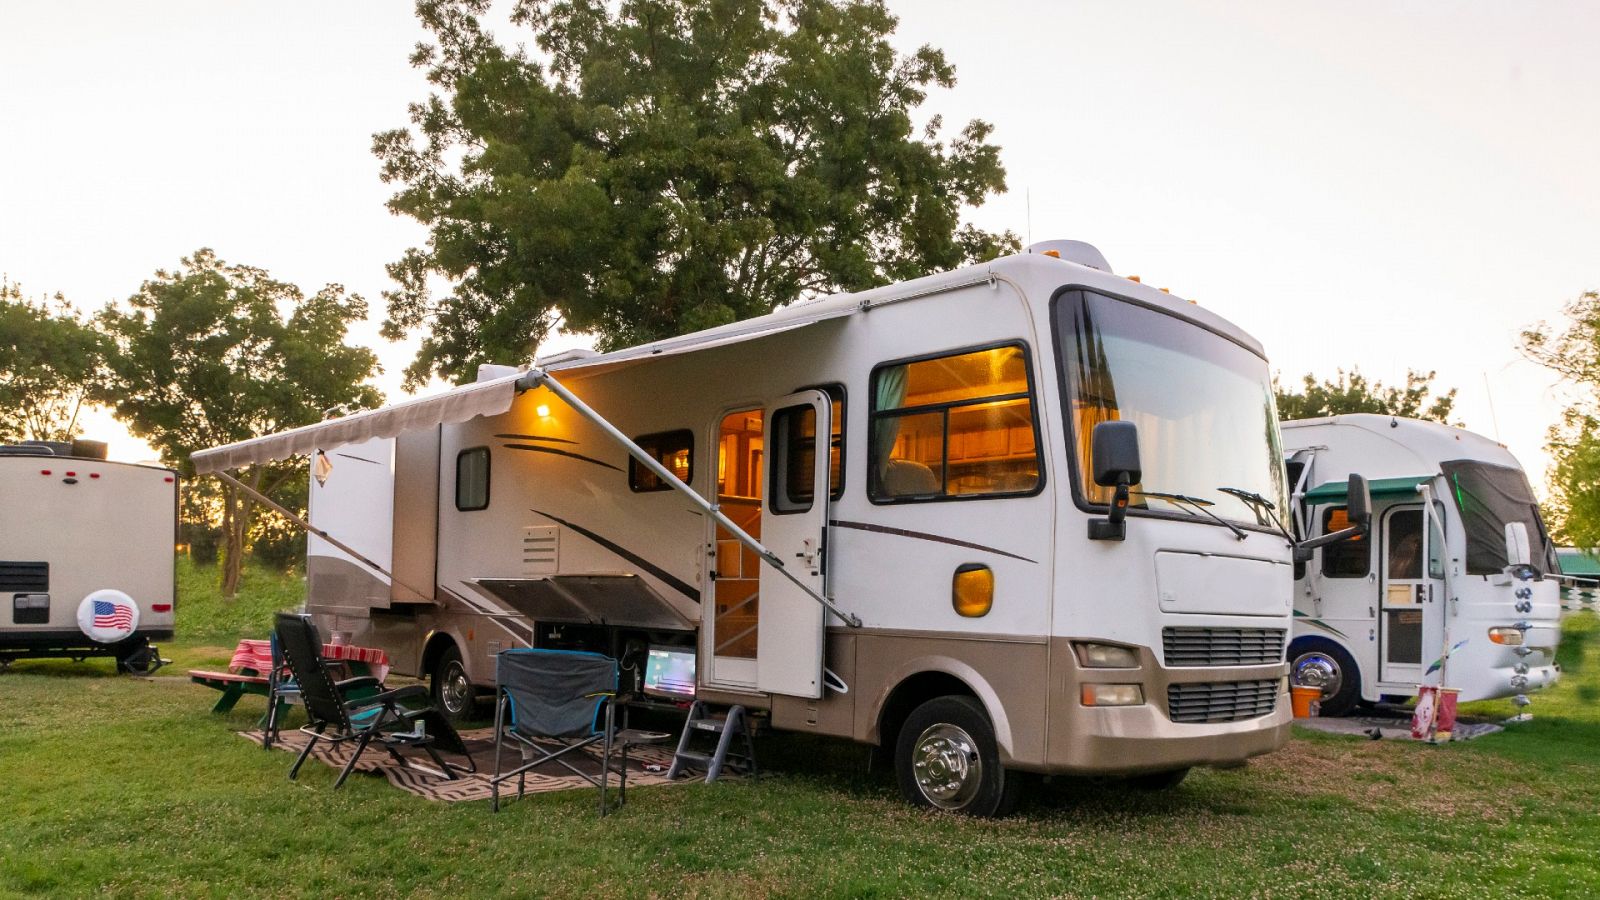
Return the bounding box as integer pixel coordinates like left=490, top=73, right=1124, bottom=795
left=1163, top=627, right=1285, bottom=667
left=0, top=561, right=48, bottom=592
left=1167, top=679, right=1279, bottom=724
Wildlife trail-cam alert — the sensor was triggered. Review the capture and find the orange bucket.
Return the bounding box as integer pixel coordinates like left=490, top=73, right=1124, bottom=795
left=1290, top=685, right=1322, bottom=718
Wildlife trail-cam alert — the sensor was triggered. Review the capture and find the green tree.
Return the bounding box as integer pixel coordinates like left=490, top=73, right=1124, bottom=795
left=375, top=0, right=1017, bottom=387
left=1274, top=368, right=1457, bottom=423
left=0, top=279, right=108, bottom=443
left=99, top=250, right=383, bottom=596
left=1522, top=290, right=1600, bottom=545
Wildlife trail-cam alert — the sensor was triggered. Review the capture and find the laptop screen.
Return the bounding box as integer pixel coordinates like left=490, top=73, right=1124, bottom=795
left=642, top=646, right=697, bottom=699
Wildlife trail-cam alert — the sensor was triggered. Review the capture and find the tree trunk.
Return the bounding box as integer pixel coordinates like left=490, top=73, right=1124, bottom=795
left=219, top=468, right=262, bottom=599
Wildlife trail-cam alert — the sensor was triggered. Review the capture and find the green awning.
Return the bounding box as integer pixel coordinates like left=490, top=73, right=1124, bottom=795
left=1557, top=548, right=1600, bottom=577
left=1302, top=475, right=1432, bottom=503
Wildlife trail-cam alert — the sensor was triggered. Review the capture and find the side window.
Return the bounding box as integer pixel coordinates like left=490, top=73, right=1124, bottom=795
left=629, top=430, right=693, bottom=493
left=868, top=344, right=1042, bottom=502
left=769, top=404, right=818, bottom=514
left=1321, top=506, right=1369, bottom=578
left=455, top=447, right=490, bottom=511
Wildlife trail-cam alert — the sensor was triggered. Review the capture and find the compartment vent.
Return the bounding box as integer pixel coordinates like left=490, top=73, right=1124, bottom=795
left=0, top=561, right=49, bottom=592
left=521, top=526, right=559, bottom=575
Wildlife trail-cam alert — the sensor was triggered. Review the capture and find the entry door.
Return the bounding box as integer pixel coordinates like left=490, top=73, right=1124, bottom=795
left=756, top=390, right=832, bottom=699
left=708, top=408, right=765, bottom=688
left=1379, top=505, right=1443, bottom=684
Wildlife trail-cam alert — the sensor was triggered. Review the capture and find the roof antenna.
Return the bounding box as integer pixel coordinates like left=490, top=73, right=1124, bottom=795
left=1482, top=371, right=1502, bottom=441
left=1026, top=187, right=1032, bottom=247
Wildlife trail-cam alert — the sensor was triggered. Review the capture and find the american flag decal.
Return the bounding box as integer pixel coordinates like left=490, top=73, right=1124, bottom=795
left=93, top=599, right=134, bottom=631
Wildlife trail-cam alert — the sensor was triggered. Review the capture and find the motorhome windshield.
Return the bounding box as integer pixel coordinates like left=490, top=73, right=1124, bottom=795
left=1055, top=289, right=1287, bottom=528
left=1438, top=459, right=1557, bottom=574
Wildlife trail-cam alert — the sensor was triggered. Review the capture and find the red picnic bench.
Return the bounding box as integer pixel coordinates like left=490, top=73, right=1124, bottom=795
left=189, top=639, right=280, bottom=714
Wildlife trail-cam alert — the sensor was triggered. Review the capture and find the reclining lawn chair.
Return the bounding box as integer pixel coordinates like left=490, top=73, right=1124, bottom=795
left=274, top=613, right=475, bottom=789
left=490, top=648, right=668, bottom=815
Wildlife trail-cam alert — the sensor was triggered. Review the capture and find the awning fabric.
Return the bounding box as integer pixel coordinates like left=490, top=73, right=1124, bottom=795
left=1302, top=475, right=1432, bottom=503
left=191, top=371, right=524, bottom=474
left=190, top=303, right=855, bottom=474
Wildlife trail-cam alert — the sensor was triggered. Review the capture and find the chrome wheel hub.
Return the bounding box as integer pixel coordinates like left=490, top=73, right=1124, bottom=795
left=441, top=663, right=471, bottom=713
left=1291, top=652, right=1342, bottom=699
left=912, top=723, right=982, bottom=809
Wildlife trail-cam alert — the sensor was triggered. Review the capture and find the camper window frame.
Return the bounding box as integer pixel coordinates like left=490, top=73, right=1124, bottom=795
left=795, top=382, right=847, bottom=503
left=865, top=340, right=1047, bottom=506
left=455, top=446, right=491, bottom=511
left=1048, top=285, right=1286, bottom=537
left=628, top=429, right=695, bottom=493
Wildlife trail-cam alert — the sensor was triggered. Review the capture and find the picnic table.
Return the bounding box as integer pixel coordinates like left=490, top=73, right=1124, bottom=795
left=189, top=638, right=391, bottom=715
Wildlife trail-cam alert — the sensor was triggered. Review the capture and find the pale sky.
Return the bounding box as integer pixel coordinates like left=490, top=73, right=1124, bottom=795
left=3, top=1, right=1597, bottom=490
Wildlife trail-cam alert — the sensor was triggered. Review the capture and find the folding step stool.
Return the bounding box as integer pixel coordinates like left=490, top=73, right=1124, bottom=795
left=667, top=701, right=756, bottom=783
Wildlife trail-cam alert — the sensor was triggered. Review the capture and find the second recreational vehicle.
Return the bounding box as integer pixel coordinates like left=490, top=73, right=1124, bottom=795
left=1, top=439, right=177, bottom=673
left=1283, top=415, right=1562, bottom=715
left=196, top=241, right=1328, bottom=815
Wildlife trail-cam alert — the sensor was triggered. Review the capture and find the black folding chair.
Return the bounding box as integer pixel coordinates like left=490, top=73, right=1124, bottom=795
left=491, top=648, right=664, bottom=815
left=274, top=613, right=475, bottom=789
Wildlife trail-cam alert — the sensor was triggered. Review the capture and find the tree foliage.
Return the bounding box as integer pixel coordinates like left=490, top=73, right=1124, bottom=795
left=1274, top=368, right=1457, bottom=424
left=99, top=250, right=383, bottom=595
left=0, top=279, right=108, bottom=443
left=1522, top=290, right=1600, bottom=545
left=375, top=0, right=1017, bottom=387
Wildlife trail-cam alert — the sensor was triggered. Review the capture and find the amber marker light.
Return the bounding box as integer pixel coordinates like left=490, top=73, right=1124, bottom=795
left=952, top=564, right=993, bottom=618
left=1080, top=684, right=1144, bottom=707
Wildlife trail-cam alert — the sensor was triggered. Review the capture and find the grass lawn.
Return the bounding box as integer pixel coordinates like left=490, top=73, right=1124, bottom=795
left=3, top=561, right=1599, bottom=897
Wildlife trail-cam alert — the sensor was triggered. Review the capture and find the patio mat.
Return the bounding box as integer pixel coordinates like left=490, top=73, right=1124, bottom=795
left=241, top=727, right=701, bottom=803
left=1294, top=712, right=1503, bottom=742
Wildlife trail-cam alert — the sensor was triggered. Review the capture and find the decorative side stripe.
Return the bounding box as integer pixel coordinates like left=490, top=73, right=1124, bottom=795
left=334, top=453, right=381, bottom=465
left=501, top=443, right=624, bottom=472
left=530, top=508, right=701, bottom=602
left=494, top=433, right=578, bottom=445
left=829, top=519, right=1037, bottom=564
left=1292, top=609, right=1350, bottom=640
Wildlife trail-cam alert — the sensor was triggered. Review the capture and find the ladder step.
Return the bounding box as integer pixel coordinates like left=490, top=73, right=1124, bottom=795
left=688, top=718, right=727, bottom=732
left=674, top=750, right=715, bottom=764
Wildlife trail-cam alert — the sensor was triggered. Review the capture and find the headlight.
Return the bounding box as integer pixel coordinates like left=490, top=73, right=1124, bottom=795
left=1080, top=683, right=1145, bottom=707
left=1075, top=641, right=1140, bottom=668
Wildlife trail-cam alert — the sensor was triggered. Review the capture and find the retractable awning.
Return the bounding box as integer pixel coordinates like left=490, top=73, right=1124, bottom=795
left=1302, top=475, right=1432, bottom=503
left=190, top=303, right=854, bottom=475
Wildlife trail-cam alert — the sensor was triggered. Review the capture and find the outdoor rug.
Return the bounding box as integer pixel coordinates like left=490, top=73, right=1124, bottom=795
left=1295, top=710, right=1503, bottom=742
left=240, top=727, right=704, bottom=803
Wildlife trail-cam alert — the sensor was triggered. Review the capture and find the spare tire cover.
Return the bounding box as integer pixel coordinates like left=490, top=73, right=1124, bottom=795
left=77, top=589, right=140, bottom=643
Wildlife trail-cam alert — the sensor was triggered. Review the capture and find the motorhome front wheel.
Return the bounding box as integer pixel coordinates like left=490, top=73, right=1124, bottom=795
left=895, top=695, right=1021, bottom=817
left=430, top=645, right=476, bottom=721
left=1288, top=638, right=1360, bottom=717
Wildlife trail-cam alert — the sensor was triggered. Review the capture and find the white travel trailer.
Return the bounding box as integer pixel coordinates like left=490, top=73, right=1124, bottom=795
left=0, top=439, right=177, bottom=672
left=1282, top=415, right=1562, bottom=715
left=196, top=241, right=1307, bottom=815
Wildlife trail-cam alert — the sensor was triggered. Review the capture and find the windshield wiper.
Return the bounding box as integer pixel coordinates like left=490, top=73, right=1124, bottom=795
left=1132, top=490, right=1248, bottom=541
left=1217, top=486, right=1294, bottom=541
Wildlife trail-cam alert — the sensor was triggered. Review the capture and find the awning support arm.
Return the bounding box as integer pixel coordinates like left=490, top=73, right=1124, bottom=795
left=519, top=367, right=863, bottom=628
left=212, top=469, right=435, bottom=603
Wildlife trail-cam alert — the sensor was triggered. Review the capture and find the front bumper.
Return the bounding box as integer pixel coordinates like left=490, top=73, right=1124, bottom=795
left=1042, top=637, right=1291, bottom=775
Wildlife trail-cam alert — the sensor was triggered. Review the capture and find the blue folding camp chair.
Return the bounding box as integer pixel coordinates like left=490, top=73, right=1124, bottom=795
left=490, top=648, right=665, bottom=815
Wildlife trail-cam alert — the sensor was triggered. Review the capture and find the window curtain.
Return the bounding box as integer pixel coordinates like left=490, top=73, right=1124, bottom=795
left=872, top=366, right=908, bottom=485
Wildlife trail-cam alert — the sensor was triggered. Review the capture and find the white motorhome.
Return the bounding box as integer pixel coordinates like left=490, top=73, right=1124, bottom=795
left=196, top=241, right=1303, bottom=815
left=1282, top=415, right=1562, bottom=715
left=1, top=439, right=177, bottom=672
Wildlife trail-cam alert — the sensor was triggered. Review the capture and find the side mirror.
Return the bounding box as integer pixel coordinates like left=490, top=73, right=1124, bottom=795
left=1088, top=421, right=1141, bottom=541
left=1092, top=421, right=1142, bottom=487
left=1504, top=522, right=1531, bottom=568
left=1346, top=474, right=1371, bottom=531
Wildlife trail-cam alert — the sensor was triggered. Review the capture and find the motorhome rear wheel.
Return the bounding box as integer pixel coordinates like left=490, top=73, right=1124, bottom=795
left=430, top=645, right=476, bottom=721
left=895, top=696, right=1021, bottom=817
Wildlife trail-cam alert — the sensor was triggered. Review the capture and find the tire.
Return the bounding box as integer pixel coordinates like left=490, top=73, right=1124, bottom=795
left=430, top=645, right=476, bottom=722
left=1128, top=767, right=1190, bottom=791
left=895, top=695, right=1022, bottom=817
left=1288, top=638, right=1361, bottom=717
